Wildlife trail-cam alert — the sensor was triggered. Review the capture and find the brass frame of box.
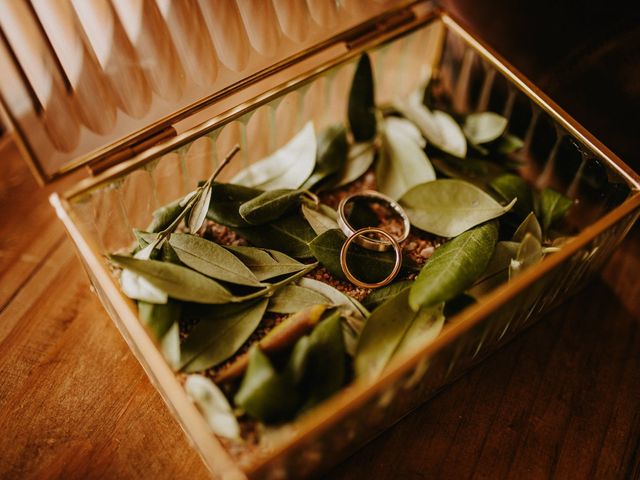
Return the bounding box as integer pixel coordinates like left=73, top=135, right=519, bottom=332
left=44, top=9, right=640, bottom=480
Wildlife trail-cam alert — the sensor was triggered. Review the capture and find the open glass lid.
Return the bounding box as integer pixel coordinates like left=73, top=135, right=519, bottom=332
left=0, top=0, right=415, bottom=183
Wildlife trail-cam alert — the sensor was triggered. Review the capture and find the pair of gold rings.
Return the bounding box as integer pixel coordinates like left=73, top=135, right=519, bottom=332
left=337, top=190, right=410, bottom=289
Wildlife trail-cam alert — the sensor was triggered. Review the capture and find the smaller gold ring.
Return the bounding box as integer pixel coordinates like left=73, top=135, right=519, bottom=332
left=340, top=227, right=402, bottom=289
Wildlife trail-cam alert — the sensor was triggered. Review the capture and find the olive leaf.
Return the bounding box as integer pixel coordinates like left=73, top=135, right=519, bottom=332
left=396, top=90, right=467, bottom=158
left=161, top=322, right=181, bottom=370
left=224, top=245, right=307, bottom=281
left=238, top=189, right=308, bottom=225
left=111, top=255, right=233, bottom=304
left=355, top=289, right=444, bottom=380
left=187, top=184, right=212, bottom=233
left=400, top=179, right=516, bottom=237
left=147, top=199, right=183, bottom=233
left=348, top=54, right=376, bottom=142
left=267, top=284, right=331, bottom=314
left=301, top=124, right=348, bottom=190
left=298, top=277, right=368, bottom=355
left=294, top=311, right=346, bottom=410
left=301, top=203, right=339, bottom=235
left=490, top=173, right=533, bottom=218
left=467, top=240, right=520, bottom=297
left=184, top=374, right=240, bottom=440
left=513, top=212, right=542, bottom=243
left=331, top=142, right=376, bottom=188
left=233, top=213, right=317, bottom=259
left=138, top=300, right=181, bottom=340
left=409, top=221, right=498, bottom=310
left=539, top=187, right=573, bottom=233
left=495, top=133, right=524, bottom=154
left=509, top=233, right=543, bottom=279
left=431, top=154, right=509, bottom=189
left=234, top=346, right=299, bottom=423
left=362, top=280, right=413, bottom=310
left=207, top=182, right=263, bottom=228
left=231, top=121, right=317, bottom=190
left=376, top=117, right=436, bottom=200
left=309, top=229, right=414, bottom=283
left=119, top=242, right=168, bottom=303
left=463, top=112, right=508, bottom=145
left=168, top=233, right=261, bottom=286
left=298, top=278, right=367, bottom=320
left=180, top=299, right=268, bottom=372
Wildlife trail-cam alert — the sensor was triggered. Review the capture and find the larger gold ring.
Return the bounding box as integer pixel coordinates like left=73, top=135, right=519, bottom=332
left=340, top=227, right=402, bottom=289
left=337, top=190, right=410, bottom=252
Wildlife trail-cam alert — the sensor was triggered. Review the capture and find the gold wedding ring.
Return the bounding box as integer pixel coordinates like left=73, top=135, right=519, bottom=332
left=339, top=227, right=402, bottom=288
left=337, top=190, right=410, bottom=252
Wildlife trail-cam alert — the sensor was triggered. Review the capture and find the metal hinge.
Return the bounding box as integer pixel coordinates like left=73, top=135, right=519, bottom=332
left=87, top=126, right=176, bottom=176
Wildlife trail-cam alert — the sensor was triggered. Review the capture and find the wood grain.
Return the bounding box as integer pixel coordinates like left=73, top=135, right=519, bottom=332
left=0, top=139, right=638, bottom=480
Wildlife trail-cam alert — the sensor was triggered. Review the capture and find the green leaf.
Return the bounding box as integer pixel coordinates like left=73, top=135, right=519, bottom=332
left=434, top=151, right=512, bottom=184
left=111, top=255, right=233, bottom=304
left=377, top=117, right=436, bottom=200
left=207, top=182, right=263, bottom=228
left=309, top=229, right=409, bottom=283
left=331, top=142, right=376, bottom=188
left=147, top=199, right=183, bottom=233
left=119, top=244, right=168, bottom=303
left=180, top=299, right=268, bottom=372
left=298, top=277, right=367, bottom=355
left=161, top=322, right=181, bottom=370
left=301, top=203, right=339, bottom=235
left=489, top=173, right=533, bottom=218
left=168, top=233, right=261, bottom=286
left=396, top=90, right=466, bottom=158
left=355, top=289, right=443, bottom=380
left=267, top=284, right=331, bottom=314
left=348, top=54, right=376, bottom=142
left=467, top=240, right=520, bottom=297
left=301, top=124, right=348, bottom=190
left=513, top=212, right=542, bottom=243
left=184, top=375, right=240, bottom=439
left=509, top=233, right=543, bottom=279
left=187, top=185, right=212, bottom=233
left=400, top=179, right=516, bottom=237
left=224, top=245, right=306, bottom=281
left=495, top=133, right=524, bottom=154
left=298, top=278, right=367, bottom=320
left=234, top=346, right=299, bottom=423
left=409, top=221, right=498, bottom=310
left=539, top=188, right=573, bottom=233
left=233, top=213, right=317, bottom=259
left=361, top=280, right=413, bottom=310
left=231, top=122, right=317, bottom=190
left=238, top=189, right=306, bottom=225
left=463, top=112, right=508, bottom=144
left=138, top=300, right=181, bottom=340
left=295, top=311, right=346, bottom=409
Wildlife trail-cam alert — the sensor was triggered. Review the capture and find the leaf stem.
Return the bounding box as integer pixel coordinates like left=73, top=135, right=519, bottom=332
left=233, top=262, right=319, bottom=303
left=152, top=145, right=242, bottom=247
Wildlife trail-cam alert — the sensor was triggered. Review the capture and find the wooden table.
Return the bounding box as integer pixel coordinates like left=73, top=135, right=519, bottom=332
left=0, top=134, right=638, bottom=479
